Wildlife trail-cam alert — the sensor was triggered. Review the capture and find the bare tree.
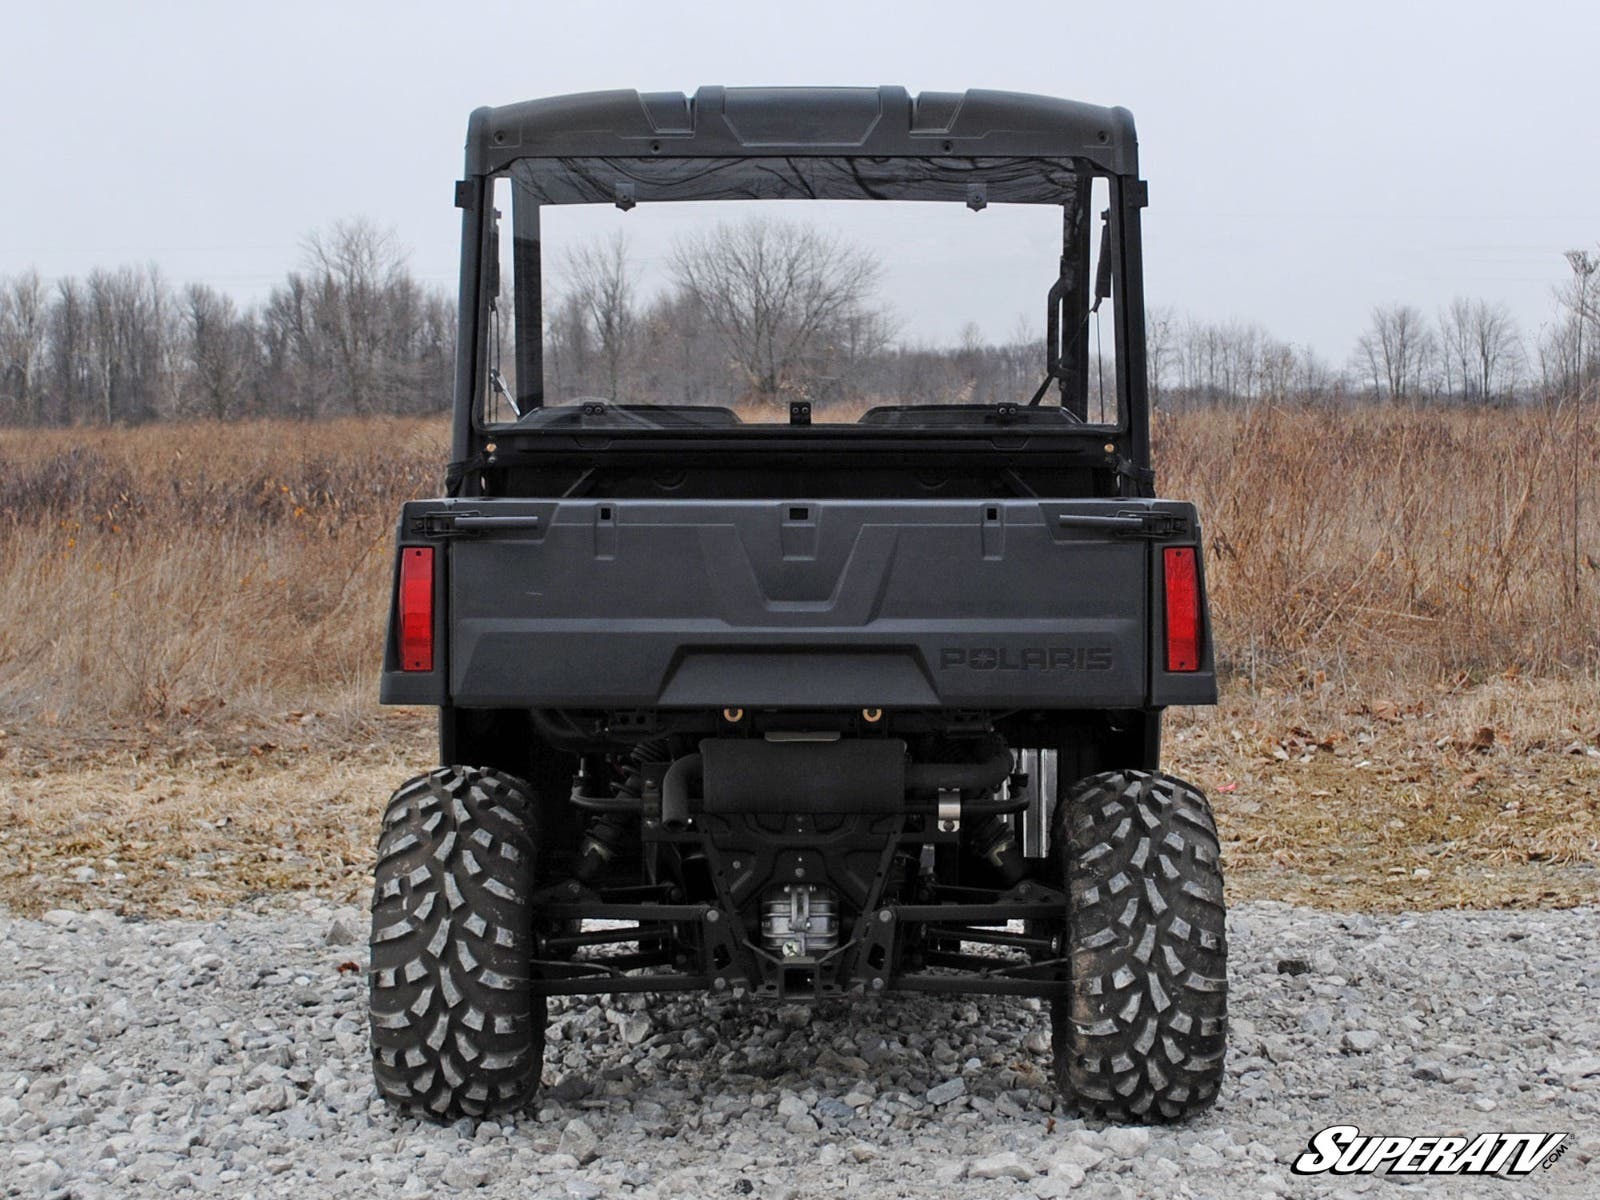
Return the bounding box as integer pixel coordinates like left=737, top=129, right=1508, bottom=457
left=560, top=232, right=635, bottom=400
left=257, top=218, right=451, bottom=417
left=299, top=218, right=408, bottom=414
left=1438, top=298, right=1473, bottom=401
left=182, top=283, right=253, bottom=419
left=632, top=290, right=723, bottom=406
left=1293, top=345, right=1340, bottom=404
left=1259, top=338, right=1297, bottom=405
left=823, top=306, right=896, bottom=401
left=543, top=292, right=591, bottom=401
left=0, top=271, right=48, bottom=424
left=1468, top=300, right=1522, bottom=404
left=668, top=219, right=883, bottom=405
left=84, top=265, right=175, bottom=424
left=1439, top=298, right=1522, bottom=404
left=47, top=278, right=90, bottom=425
left=1145, top=305, right=1177, bottom=409
left=260, top=271, right=330, bottom=418
left=1354, top=304, right=1435, bottom=404
left=289, top=219, right=422, bottom=416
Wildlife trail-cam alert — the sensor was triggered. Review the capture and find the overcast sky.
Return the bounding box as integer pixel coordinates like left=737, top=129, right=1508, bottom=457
left=4, top=0, right=1597, bottom=360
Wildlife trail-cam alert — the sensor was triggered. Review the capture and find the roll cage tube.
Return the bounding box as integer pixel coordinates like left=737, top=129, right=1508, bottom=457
left=445, top=87, right=1153, bottom=496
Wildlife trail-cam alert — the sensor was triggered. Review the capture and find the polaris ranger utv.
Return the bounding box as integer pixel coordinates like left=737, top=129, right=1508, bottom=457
left=371, top=86, right=1225, bottom=1125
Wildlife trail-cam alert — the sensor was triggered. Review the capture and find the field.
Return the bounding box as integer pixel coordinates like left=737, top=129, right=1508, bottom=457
left=0, top=409, right=1596, bottom=917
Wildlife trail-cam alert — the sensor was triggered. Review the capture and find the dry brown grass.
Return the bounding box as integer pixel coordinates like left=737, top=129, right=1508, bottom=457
left=1157, top=404, right=1600, bottom=683
left=0, top=418, right=446, bottom=732
left=0, top=408, right=1596, bottom=916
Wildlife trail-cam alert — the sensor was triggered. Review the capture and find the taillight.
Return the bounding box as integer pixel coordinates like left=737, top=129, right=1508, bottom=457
left=1163, top=546, right=1200, bottom=672
left=398, top=547, right=435, bottom=672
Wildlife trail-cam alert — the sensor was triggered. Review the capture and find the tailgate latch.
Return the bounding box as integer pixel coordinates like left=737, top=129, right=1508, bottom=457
left=1055, top=510, right=1193, bottom=539
left=407, top=510, right=546, bottom=538
left=410, top=510, right=471, bottom=537
left=1126, top=510, right=1191, bottom=539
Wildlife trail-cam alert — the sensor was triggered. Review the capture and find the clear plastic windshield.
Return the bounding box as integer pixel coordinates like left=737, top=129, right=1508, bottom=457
left=481, top=156, right=1123, bottom=431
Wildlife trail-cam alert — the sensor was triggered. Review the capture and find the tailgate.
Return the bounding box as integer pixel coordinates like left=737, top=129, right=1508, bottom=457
left=424, top=498, right=1200, bottom=710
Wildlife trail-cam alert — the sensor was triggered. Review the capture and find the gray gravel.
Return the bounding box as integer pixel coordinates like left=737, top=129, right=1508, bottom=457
left=2, top=899, right=1597, bottom=1199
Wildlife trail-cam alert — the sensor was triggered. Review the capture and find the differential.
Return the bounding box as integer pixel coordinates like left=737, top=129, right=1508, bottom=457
left=760, top=885, right=840, bottom=958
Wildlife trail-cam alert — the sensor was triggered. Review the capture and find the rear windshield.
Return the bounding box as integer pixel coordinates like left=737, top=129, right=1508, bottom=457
left=481, top=155, right=1125, bottom=432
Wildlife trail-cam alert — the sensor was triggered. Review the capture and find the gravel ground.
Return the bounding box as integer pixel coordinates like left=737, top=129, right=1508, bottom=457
left=2, top=899, right=1597, bottom=1200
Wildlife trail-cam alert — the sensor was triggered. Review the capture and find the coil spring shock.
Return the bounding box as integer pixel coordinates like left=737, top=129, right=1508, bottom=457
left=575, top=810, right=632, bottom=881
left=615, top=736, right=672, bottom=802
left=575, top=736, right=673, bottom=881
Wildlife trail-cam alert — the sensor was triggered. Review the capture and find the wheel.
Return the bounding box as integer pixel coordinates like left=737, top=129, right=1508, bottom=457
left=1049, top=770, right=1227, bottom=1122
left=368, top=766, right=547, bottom=1121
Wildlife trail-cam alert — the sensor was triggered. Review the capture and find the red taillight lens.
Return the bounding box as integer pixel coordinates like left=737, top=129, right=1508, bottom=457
left=398, top=547, right=435, bottom=672
left=1163, top=546, right=1200, bottom=672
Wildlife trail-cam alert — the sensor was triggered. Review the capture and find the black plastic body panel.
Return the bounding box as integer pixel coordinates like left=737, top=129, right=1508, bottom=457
left=379, top=497, right=1216, bottom=711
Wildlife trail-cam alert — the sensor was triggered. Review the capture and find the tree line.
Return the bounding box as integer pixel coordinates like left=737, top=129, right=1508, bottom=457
left=2, top=216, right=1597, bottom=426
left=549, top=221, right=1599, bottom=414
left=1150, top=287, right=1587, bottom=412
left=0, top=219, right=453, bottom=426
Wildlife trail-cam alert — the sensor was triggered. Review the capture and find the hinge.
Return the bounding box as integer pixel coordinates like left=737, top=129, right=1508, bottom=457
left=1114, top=457, right=1157, bottom=487
left=454, top=180, right=474, bottom=209
left=1127, top=179, right=1149, bottom=208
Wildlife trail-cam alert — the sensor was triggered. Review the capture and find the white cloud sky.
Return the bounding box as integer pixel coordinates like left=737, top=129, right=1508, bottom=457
left=3, top=0, right=1597, bottom=360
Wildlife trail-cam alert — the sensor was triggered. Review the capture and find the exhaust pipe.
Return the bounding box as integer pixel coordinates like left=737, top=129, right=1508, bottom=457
left=661, top=752, right=702, bottom=830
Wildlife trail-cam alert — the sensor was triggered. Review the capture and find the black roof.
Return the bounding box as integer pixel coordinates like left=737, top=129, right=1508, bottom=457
left=466, top=86, right=1138, bottom=176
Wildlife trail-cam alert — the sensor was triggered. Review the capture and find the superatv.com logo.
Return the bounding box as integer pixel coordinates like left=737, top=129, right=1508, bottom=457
left=1291, top=1125, right=1568, bottom=1177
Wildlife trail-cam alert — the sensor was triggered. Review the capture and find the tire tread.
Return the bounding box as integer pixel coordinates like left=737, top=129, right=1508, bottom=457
left=1052, top=769, right=1227, bottom=1122
left=369, top=766, right=545, bottom=1121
